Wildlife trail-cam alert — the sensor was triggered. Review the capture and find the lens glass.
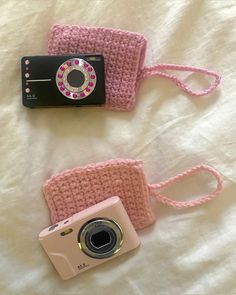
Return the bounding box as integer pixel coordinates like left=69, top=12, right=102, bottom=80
left=67, top=70, right=85, bottom=88
left=78, top=219, right=123, bottom=259
left=91, top=230, right=111, bottom=249
left=85, top=226, right=117, bottom=254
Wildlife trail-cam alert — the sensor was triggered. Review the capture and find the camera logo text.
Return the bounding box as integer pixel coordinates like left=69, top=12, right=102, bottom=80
left=78, top=263, right=89, bottom=270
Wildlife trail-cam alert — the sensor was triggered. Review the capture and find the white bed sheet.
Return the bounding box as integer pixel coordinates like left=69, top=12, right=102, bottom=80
left=0, top=1, right=236, bottom=294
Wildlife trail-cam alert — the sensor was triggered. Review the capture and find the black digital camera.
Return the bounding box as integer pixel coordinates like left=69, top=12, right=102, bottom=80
left=21, top=54, right=105, bottom=108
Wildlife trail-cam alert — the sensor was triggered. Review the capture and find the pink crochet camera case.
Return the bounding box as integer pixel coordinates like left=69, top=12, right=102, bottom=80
left=43, top=159, right=222, bottom=230
left=48, top=25, right=221, bottom=111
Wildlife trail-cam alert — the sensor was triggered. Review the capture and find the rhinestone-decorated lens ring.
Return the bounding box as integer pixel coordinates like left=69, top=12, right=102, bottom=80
left=56, top=58, right=97, bottom=100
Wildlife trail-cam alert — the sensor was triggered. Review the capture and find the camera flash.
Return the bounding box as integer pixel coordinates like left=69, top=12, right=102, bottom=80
left=61, top=228, right=73, bottom=236
left=87, top=56, right=101, bottom=61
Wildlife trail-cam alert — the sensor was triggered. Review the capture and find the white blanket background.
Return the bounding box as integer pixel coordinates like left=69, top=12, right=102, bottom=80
left=1, top=1, right=236, bottom=294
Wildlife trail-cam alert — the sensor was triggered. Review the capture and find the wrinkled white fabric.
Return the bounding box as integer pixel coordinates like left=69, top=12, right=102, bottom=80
left=0, top=1, right=236, bottom=294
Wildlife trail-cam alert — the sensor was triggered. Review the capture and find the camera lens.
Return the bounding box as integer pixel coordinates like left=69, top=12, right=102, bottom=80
left=56, top=58, right=97, bottom=100
left=78, top=219, right=123, bottom=259
left=67, top=70, right=85, bottom=88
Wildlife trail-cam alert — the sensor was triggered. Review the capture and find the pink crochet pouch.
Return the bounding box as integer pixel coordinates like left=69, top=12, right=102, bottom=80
left=43, top=159, right=222, bottom=230
left=48, top=25, right=221, bottom=111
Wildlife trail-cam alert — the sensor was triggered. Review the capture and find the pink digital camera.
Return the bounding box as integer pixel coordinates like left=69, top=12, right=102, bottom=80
left=39, top=196, right=140, bottom=280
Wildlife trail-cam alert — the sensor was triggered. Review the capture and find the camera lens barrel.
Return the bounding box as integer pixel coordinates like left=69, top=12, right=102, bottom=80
left=78, top=219, right=123, bottom=259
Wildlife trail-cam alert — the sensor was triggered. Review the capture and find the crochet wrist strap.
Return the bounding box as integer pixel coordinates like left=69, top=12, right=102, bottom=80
left=140, top=64, right=221, bottom=96
left=148, top=164, right=223, bottom=208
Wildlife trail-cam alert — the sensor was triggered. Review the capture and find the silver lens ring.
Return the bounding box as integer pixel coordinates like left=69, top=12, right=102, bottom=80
left=78, top=219, right=123, bottom=259
left=56, top=58, right=97, bottom=100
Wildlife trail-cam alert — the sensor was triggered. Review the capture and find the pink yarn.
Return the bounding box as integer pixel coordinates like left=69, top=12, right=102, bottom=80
left=140, top=64, right=221, bottom=97
left=43, top=159, right=155, bottom=230
left=48, top=25, right=221, bottom=111
left=43, top=159, right=222, bottom=230
left=148, top=164, right=223, bottom=208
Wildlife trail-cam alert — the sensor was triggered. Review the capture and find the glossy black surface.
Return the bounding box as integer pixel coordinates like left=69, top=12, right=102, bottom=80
left=21, top=54, right=105, bottom=108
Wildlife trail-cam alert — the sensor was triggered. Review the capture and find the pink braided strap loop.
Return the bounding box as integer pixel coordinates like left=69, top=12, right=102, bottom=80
left=140, top=64, right=221, bottom=96
left=148, top=165, right=223, bottom=209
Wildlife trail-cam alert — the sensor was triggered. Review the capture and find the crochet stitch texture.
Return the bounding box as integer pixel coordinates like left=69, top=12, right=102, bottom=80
left=43, top=159, right=155, bottom=230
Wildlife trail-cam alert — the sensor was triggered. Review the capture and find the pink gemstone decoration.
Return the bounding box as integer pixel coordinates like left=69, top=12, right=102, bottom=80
left=57, top=74, right=62, bottom=78
left=86, top=87, right=90, bottom=92
left=66, top=91, right=70, bottom=96
left=60, top=86, right=65, bottom=91
left=25, top=60, right=30, bottom=65
left=80, top=92, right=85, bottom=97
left=66, top=61, right=71, bottom=66
left=25, top=88, right=30, bottom=93
left=88, top=82, right=94, bottom=87
left=74, top=60, right=79, bottom=65
left=84, top=63, right=88, bottom=68
left=73, top=93, right=78, bottom=98
left=90, top=74, right=95, bottom=79
left=26, top=82, right=29, bottom=86
left=25, top=73, right=29, bottom=78
left=88, top=67, right=93, bottom=72
left=26, top=67, right=29, bottom=71
left=58, top=81, right=63, bottom=86
left=60, top=66, right=65, bottom=71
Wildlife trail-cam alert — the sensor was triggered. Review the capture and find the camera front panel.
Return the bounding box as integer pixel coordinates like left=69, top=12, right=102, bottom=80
left=21, top=55, right=105, bottom=108
left=39, top=197, right=140, bottom=280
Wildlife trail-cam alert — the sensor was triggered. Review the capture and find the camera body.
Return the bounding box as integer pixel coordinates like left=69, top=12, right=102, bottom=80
left=39, top=197, right=140, bottom=280
left=21, top=54, right=105, bottom=108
